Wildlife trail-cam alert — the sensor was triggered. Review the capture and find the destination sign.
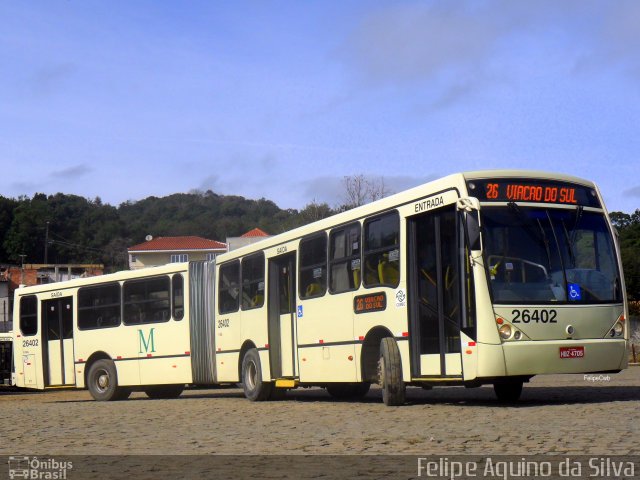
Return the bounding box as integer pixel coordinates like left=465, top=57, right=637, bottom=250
left=354, top=292, right=387, bottom=314
left=467, top=179, right=600, bottom=207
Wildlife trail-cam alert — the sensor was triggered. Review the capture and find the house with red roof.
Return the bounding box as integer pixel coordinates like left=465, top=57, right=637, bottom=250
left=127, top=236, right=227, bottom=270
left=226, top=228, right=270, bottom=252
left=241, top=227, right=269, bottom=238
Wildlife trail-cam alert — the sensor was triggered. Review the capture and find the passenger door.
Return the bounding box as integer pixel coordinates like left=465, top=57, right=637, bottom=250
left=267, top=253, right=297, bottom=379
left=41, top=297, right=75, bottom=386
left=408, top=206, right=463, bottom=378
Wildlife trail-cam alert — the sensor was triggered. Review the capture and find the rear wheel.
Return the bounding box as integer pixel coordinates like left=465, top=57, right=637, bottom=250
left=494, top=380, right=523, bottom=402
left=326, top=383, right=371, bottom=399
left=87, top=359, right=129, bottom=401
left=145, top=384, right=185, bottom=399
left=242, top=348, right=272, bottom=401
left=378, top=338, right=405, bottom=406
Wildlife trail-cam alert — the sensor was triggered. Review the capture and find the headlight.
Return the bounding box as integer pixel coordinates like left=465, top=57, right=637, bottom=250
left=613, top=322, right=624, bottom=337
left=499, top=324, right=512, bottom=340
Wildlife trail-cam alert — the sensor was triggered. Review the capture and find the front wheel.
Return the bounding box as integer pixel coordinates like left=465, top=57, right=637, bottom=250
left=241, top=348, right=272, bottom=401
left=378, top=338, right=405, bottom=406
left=494, top=380, right=523, bottom=402
left=87, top=359, right=130, bottom=401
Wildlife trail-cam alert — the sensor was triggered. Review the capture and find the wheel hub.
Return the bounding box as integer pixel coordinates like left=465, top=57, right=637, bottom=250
left=245, top=362, right=257, bottom=390
left=98, top=373, right=109, bottom=389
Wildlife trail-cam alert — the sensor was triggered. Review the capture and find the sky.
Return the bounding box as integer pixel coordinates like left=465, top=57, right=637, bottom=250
left=1, top=0, right=639, bottom=213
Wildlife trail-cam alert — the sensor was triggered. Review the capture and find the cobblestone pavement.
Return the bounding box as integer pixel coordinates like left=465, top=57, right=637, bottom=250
left=1, top=368, right=638, bottom=456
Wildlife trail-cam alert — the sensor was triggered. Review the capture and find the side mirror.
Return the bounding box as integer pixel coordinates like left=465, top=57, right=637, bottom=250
left=465, top=211, right=481, bottom=251
left=456, top=197, right=481, bottom=251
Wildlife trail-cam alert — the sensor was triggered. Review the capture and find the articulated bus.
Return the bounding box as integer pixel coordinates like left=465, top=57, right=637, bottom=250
left=12, top=171, right=628, bottom=405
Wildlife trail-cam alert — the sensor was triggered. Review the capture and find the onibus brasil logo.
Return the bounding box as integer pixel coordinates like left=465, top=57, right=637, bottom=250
left=8, top=456, right=73, bottom=479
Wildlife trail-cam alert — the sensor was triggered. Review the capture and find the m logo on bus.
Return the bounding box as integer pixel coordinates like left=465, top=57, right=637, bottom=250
left=138, top=328, right=156, bottom=354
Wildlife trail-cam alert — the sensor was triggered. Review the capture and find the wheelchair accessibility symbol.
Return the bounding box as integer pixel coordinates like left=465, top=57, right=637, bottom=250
left=568, top=283, right=582, bottom=301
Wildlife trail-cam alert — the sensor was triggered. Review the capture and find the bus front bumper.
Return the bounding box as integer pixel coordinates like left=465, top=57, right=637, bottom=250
left=501, top=339, right=627, bottom=376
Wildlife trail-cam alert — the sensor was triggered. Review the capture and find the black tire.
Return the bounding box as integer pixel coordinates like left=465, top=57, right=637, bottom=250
left=86, top=359, right=129, bottom=401
left=378, top=337, right=405, bottom=406
left=241, top=348, right=272, bottom=401
left=494, top=380, right=523, bottom=402
left=145, top=384, right=185, bottom=399
left=326, top=383, right=371, bottom=399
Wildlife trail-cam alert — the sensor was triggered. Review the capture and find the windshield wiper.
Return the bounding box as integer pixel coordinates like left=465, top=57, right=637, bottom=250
left=561, top=205, right=583, bottom=268
left=569, top=205, right=584, bottom=246
left=537, top=217, right=552, bottom=275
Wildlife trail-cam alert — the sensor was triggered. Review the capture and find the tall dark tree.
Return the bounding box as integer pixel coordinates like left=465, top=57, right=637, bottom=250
left=611, top=209, right=640, bottom=315
left=0, top=195, right=18, bottom=262
left=3, top=193, right=50, bottom=264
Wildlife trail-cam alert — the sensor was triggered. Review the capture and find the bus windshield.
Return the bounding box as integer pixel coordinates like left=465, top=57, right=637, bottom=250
left=481, top=205, right=621, bottom=304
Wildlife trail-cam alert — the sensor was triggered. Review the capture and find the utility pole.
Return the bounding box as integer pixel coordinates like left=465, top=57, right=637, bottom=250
left=44, top=221, right=50, bottom=264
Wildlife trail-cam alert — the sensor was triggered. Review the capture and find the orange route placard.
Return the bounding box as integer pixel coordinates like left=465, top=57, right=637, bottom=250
left=354, top=292, right=387, bottom=314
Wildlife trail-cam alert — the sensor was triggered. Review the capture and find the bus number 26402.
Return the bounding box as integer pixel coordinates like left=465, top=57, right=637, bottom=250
left=512, top=309, right=557, bottom=324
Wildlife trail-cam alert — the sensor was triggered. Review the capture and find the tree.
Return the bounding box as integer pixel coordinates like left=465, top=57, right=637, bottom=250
left=340, top=175, right=394, bottom=211
left=612, top=209, right=640, bottom=315
left=342, top=174, right=369, bottom=209
left=298, top=200, right=333, bottom=224
left=3, top=193, right=50, bottom=263
left=368, top=176, right=392, bottom=202
left=610, top=211, right=631, bottom=230
left=0, top=196, right=18, bottom=262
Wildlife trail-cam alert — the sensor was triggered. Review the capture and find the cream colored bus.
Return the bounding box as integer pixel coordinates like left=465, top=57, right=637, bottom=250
left=12, top=171, right=628, bottom=405
left=13, top=263, right=193, bottom=400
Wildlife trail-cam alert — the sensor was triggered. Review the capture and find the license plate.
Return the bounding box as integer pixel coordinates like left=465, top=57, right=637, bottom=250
left=560, top=346, right=584, bottom=359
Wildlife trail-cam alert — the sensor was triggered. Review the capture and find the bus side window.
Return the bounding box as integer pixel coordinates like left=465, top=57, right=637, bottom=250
left=299, top=234, right=327, bottom=299
left=219, top=261, right=240, bottom=314
left=329, top=222, right=361, bottom=294
left=78, top=283, right=121, bottom=330
left=19, top=295, right=38, bottom=336
left=172, top=274, right=184, bottom=320
left=123, top=276, right=171, bottom=325
left=363, top=211, right=400, bottom=288
left=241, top=253, right=265, bottom=310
